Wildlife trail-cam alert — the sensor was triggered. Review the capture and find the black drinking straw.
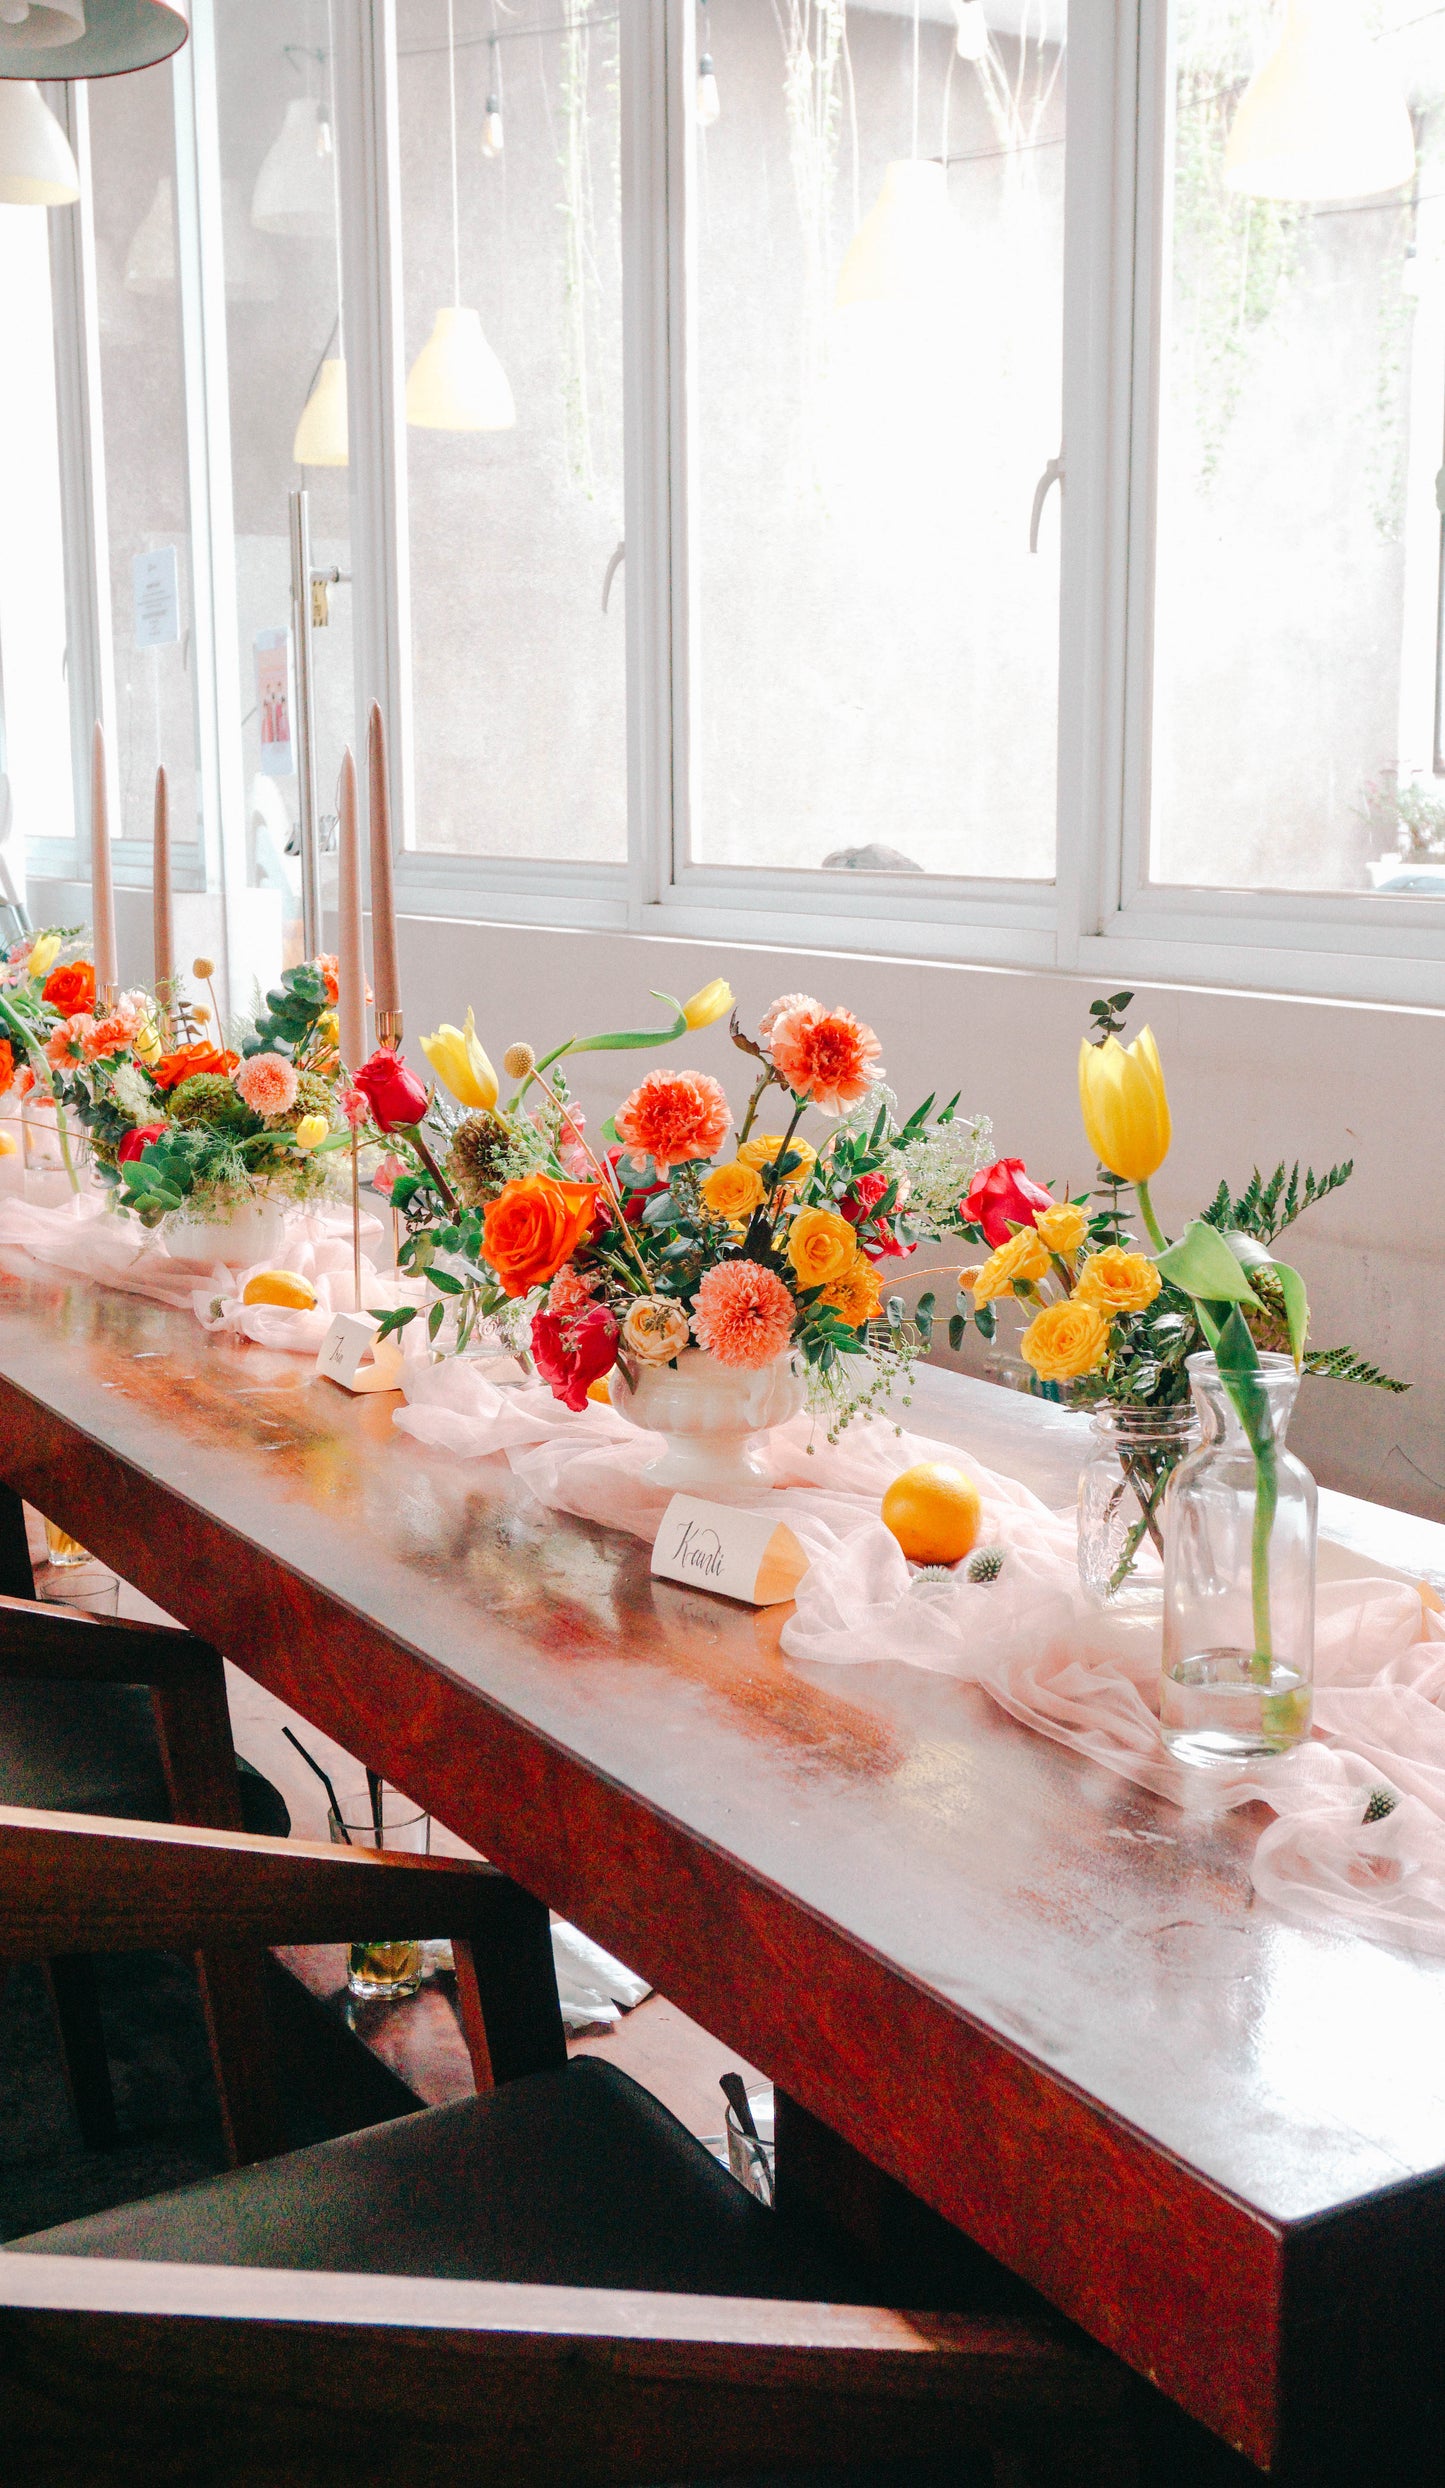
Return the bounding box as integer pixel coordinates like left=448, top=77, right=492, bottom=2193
left=367, top=1766, right=385, bottom=1851
left=282, top=1725, right=351, bottom=1843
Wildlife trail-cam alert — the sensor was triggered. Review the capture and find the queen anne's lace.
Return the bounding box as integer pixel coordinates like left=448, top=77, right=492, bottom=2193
left=894, top=1113, right=995, bottom=1224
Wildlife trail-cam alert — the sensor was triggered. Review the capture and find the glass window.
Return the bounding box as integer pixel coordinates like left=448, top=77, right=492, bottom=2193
left=689, top=0, right=1067, bottom=883
left=87, top=60, right=203, bottom=859
left=0, top=197, right=72, bottom=865
left=1150, top=0, right=1445, bottom=901
left=395, top=0, right=626, bottom=863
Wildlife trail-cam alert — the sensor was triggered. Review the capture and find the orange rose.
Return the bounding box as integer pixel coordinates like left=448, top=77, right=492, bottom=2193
left=42, top=959, right=95, bottom=1016
left=152, top=1041, right=240, bottom=1093
left=483, top=1175, right=600, bottom=1298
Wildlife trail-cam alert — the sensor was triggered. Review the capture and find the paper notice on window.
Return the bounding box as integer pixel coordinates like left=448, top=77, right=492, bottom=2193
left=254, top=628, right=294, bottom=777
left=651, top=1495, right=809, bottom=1607
left=132, top=547, right=180, bottom=649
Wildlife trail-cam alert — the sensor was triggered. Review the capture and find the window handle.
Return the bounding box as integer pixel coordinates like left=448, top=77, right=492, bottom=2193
left=1029, top=454, right=1063, bottom=554
left=602, top=540, right=624, bottom=613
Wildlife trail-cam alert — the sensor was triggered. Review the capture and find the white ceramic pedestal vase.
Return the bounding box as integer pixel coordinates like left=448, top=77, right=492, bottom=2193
left=610, top=1347, right=806, bottom=1495
left=165, top=1195, right=290, bottom=1269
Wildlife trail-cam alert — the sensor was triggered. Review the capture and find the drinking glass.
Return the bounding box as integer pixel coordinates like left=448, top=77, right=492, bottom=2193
left=327, top=1783, right=430, bottom=1999
left=44, top=1519, right=91, bottom=1568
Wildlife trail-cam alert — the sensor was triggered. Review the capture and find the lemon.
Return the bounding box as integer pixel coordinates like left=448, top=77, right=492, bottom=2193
left=242, top=1268, right=317, bottom=1312
left=881, top=1462, right=982, bottom=1567
left=586, top=1376, right=611, bottom=1405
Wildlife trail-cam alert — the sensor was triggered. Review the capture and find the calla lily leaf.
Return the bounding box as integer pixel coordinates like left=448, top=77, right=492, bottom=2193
left=1275, top=1260, right=1310, bottom=1365
left=1155, top=1220, right=1263, bottom=1310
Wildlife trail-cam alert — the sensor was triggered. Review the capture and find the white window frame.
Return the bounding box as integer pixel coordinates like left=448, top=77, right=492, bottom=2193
left=34, top=0, right=1445, bottom=1009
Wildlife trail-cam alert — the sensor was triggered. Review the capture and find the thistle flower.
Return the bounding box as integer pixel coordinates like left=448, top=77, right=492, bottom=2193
left=445, top=1109, right=515, bottom=1208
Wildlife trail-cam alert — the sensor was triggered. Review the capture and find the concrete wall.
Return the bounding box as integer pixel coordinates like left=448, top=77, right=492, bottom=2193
left=391, top=910, right=1445, bottom=1519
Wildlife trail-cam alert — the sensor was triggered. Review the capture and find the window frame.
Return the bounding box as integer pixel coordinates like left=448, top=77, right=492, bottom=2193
left=29, top=0, right=1445, bottom=1011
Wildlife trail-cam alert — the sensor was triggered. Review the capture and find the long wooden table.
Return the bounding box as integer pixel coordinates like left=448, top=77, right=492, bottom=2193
left=3, top=1263, right=1445, bottom=2480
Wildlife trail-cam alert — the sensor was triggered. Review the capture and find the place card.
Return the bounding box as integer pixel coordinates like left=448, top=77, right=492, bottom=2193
left=651, top=1495, right=809, bottom=1608
left=314, top=1310, right=406, bottom=1396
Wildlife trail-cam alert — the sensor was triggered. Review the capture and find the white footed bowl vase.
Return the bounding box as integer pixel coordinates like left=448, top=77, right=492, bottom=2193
left=164, top=1196, right=290, bottom=1269
left=610, top=1346, right=806, bottom=1495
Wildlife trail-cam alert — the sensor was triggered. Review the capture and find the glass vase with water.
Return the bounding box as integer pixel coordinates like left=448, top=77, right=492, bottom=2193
left=1160, top=1350, right=1316, bottom=1765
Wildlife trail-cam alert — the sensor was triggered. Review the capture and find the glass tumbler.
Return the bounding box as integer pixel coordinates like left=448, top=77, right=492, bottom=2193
left=327, top=1783, right=431, bottom=1999
left=1161, top=1351, right=1317, bottom=1766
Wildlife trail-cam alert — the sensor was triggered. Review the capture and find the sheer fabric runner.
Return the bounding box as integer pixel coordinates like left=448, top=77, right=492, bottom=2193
left=396, top=1356, right=1445, bottom=1958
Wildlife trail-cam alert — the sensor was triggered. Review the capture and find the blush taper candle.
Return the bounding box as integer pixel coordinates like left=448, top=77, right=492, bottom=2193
left=336, top=744, right=366, bottom=1070
left=151, top=763, right=173, bottom=998
left=366, top=700, right=400, bottom=1033
left=90, top=719, right=117, bottom=999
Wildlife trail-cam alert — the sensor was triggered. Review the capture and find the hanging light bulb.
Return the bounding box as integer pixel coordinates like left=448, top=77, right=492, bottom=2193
left=0, top=76, right=77, bottom=202
left=293, top=355, right=348, bottom=466
left=481, top=90, right=503, bottom=157
left=252, top=94, right=336, bottom=239
left=1224, top=0, right=1415, bottom=202
left=952, top=0, right=987, bottom=63
left=406, top=306, right=514, bottom=431
left=0, top=0, right=189, bottom=75
left=696, top=51, right=720, bottom=126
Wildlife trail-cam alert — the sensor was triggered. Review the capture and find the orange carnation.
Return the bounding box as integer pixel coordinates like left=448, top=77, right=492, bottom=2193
left=615, top=1069, right=731, bottom=1172
left=767, top=1002, right=881, bottom=1115
left=152, top=1041, right=241, bottom=1093
left=483, top=1175, right=600, bottom=1299
left=42, top=959, right=95, bottom=1017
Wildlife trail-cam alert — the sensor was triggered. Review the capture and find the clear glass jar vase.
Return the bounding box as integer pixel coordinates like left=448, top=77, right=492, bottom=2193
left=1078, top=1402, right=1200, bottom=1616
left=1160, top=1351, right=1317, bottom=1766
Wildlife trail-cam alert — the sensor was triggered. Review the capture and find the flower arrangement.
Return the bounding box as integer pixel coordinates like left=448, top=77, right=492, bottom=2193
left=373, top=979, right=993, bottom=1425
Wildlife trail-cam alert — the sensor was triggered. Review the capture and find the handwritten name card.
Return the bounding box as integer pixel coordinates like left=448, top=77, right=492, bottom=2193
left=314, top=1311, right=406, bottom=1396
left=651, top=1496, right=809, bottom=1608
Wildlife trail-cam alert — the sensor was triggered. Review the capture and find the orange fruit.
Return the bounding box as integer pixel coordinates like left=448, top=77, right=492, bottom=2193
left=881, top=1462, right=982, bottom=1567
left=242, top=1268, right=317, bottom=1312
left=586, top=1376, right=611, bottom=1405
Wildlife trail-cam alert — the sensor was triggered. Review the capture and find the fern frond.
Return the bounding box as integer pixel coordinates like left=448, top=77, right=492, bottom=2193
left=1204, top=1159, right=1356, bottom=1242
left=1305, top=1344, right=1409, bottom=1394
left=1201, top=1179, right=1232, bottom=1231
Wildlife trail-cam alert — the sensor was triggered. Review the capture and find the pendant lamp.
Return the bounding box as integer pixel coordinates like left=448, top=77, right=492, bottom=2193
left=0, top=75, right=77, bottom=201
left=953, top=0, right=987, bottom=62
left=0, top=0, right=187, bottom=77
left=834, top=159, right=966, bottom=314
left=293, top=354, right=347, bottom=466
left=126, top=171, right=277, bottom=300
left=252, top=93, right=335, bottom=240
left=1224, top=0, right=1415, bottom=202
left=406, top=0, right=515, bottom=434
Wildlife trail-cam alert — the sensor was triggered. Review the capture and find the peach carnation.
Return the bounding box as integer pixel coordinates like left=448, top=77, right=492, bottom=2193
left=615, top=1069, right=731, bottom=1173
left=548, top=1261, right=597, bottom=1319
left=83, top=1007, right=141, bottom=1062
left=691, top=1258, right=796, bottom=1368
left=758, top=991, right=818, bottom=1049
left=234, top=1051, right=300, bottom=1120
left=46, top=1015, right=93, bottom=1071
left=767, top=1002, right=882, bottom=1116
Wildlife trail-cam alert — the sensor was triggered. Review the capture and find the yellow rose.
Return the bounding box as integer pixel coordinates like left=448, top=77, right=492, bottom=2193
left=700, top=1159, right=765, bottom=1221
left=1020, top=1299, right=1111, bottom=1384
left=420, top=1005, right=498, bottom=1111
left=1078, top=1027, right=1171, bottom=1185
left=821, top=1258, right=884, bottom=1328
left=1035, top=1200, right=1089, bottom=1257
left=1074, top=1246, right=1162, bottom=1315
left=27, top=933, right=61, bottom=981
left=293, top=1113, right=330, bottom=1153
left=682, top=977, right=735, bottom=1031
left=957, top=1264, right=986, bottom=1292
left=972, top=1227, right=1051, bottom=1304
left=786, top=1204, right=859, bottom=1289
left=737, top=1130, right=817, bottom=1188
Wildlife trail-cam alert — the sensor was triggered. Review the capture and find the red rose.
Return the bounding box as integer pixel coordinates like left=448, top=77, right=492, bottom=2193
left=352, top=1048, right=429, bottom=1133
left=42, top=960, right=96, bottom=1017
left=606, top=1145, right=668, bottom=1223
left=118, top=1123, right=166, bottom=1166
left=839, top=1168, right=915, bottom=1264
left=963, top=1158, right=1055, bottom=1249
left=531, top=1302, right=618, bottom=1412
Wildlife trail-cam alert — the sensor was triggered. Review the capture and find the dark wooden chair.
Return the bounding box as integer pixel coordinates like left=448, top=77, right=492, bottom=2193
left=0, top=1481, right=292, bottom=2162
left=0, top=1806, right=1130, bottom=2487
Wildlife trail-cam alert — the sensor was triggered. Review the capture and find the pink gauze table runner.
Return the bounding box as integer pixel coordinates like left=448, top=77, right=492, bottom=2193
left=394, top=1354, right=1445, bottom=1960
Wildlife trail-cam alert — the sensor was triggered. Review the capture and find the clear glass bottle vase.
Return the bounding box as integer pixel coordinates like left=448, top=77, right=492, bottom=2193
left=1078, top=1402, right=1200, bottom=1616
left=1160, top=1351, right=1316, bottom=1765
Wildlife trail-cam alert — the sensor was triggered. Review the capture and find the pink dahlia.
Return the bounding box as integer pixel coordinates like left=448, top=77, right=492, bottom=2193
left=767, top=1002, right=882, bottom=1116
left=234, top=1051, right=300, bottom=1120
left=691, top=1259, right=796, bottom=1369
left=615, top=1069, right=731, bottom=1173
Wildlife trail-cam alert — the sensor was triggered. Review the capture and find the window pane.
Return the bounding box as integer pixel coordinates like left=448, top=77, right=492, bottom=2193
left=89, top=62, right=203, bottom=856
left=691, top=0, right=1066, bottom=882
left=216, top=0, right=354, bottom=963
left=0, top=200, right=72, bottom=861
left=1152, top=0, right=1445, bottom=899
left=396, top=0, right=626, bottom=862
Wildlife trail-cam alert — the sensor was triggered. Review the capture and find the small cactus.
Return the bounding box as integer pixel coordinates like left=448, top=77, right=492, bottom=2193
left=1363, top=1786, right=1398, bottom=1825
left=966, top=1545, right=1005, bottom=1584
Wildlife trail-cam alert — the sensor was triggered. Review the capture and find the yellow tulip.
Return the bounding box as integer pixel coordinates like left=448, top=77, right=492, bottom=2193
left=293, top=1113, right=329, bottom=1153
left=1078, top=1028, right=1171, bottom=1186
left=27, top=933, right=60, bottom=981
left=420, top=1006, right=498, bottom=1111
left=682, top=977, right=734, bottom=1031
left=133, top=1022, right=163, bottom=1068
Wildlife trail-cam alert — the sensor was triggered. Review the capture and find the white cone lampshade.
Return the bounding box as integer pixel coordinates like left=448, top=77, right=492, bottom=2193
left=1224, top=0, right=1415, bottom=201
left=293, top=355, right=348, bottom=467
left=252, top=95, right=335, bottom=239
left=405, top=306, right=515, bottom=432
left=0, top=0, right=188, bottom=76
left=0, top=76, right=77, bottom=201
left=834, top=159, right=966, bottom=313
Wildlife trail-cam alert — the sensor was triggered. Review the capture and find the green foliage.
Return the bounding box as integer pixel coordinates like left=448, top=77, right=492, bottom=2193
left=1201, top=1159, right=1355, bottom=1244
left=1304, top=1345, right=1409, bottom=1395
left=243, top=963, right=330, bottom=1062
